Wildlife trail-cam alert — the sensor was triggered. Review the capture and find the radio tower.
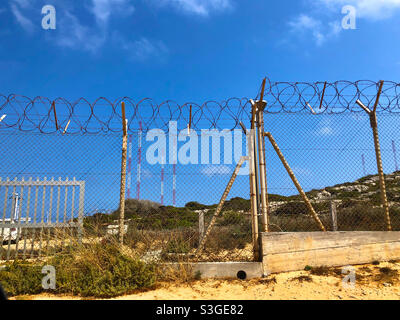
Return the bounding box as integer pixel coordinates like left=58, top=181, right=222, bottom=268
left=172, top=163, right=177, bottom=206
left=362, top=154, right=366, bottom=177
left=160, top=149, right=165, bottom=205
left=127, top=134, right=133, bottom=199
left=136, top=121, right=143, bottom=200
left=393, top=140, right=399, bottom=172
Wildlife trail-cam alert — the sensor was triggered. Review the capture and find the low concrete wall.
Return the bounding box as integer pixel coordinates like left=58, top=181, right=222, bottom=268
left=262, top=231, right=400, bottom=275
left=162, top=262, right=263, bottom=280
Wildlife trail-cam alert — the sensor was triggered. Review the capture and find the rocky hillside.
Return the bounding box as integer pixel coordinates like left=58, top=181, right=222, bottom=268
left=306, top=171, right=400, bottom=205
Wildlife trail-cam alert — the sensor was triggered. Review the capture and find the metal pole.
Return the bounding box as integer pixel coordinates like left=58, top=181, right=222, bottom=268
left=253, top=128, right=261, bottom=216
left=52, top=101, right=59, bottom=131
left=199, top=211, right=205, bottom=241
left=255, top=101, right=269, bottom=232
left=13, top=193, right=20, bottom=221
left=241, top=121, right=260, bottom=260
left=330, top=200, right=338, bottom=232
left=172, top=163, right=177, bottom=206
left=119, top=102, right=128, bottom=246
left=127, top=134, right=133, bottom=198
left=250, top=101, right=261, bottom=222
left=248, top=129, right=260, bottom=260
left=371, top=113, right=392, bottom=231
left=265, top=132, right=326, bottom=231
left=356, top=80, right=392, bottom=231
left=136, top=121, right=143, bottom=200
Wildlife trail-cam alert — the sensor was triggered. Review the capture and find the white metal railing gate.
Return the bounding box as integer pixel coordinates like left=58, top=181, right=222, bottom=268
left=0, top=177, right=85, bottom=262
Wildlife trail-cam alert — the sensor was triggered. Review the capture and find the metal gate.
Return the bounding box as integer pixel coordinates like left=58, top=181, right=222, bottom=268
left=0, top=177, right=85, bottom=262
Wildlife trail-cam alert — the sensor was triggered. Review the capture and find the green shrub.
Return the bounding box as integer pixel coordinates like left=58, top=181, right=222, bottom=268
left=0, top=262, right=44, bottom=296
left=53, top=244, right=156, bottom=298
left=274, top=202, right=308, bottom=215
left=0, top=244, right=156, bottom=298
left=164, top=236, right=192, bottom=254
left=219, top=210, right=245, bottom=226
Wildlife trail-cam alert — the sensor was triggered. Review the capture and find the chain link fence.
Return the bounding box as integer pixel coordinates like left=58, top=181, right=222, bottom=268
left=1, top=80, right=400, bottom=263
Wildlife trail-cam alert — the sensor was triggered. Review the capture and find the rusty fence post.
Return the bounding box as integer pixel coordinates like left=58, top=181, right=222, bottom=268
left=356, top=80, right=392, bottom=231
left=241, top=122, right=260, bottom=260
left=119, top=102, right=128, bottom=246
left=330, top=200, right=338, bottom=232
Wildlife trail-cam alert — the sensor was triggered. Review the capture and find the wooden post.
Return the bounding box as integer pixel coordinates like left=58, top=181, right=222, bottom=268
left=199, top=211, right=205, bottom=242
left=119, top=102, right=128, bottom=246
left=356, top=80, right=392, bottom=231
left=330, top=200, right=338, bottom=231
left=265, top=132, right=326, bottom=231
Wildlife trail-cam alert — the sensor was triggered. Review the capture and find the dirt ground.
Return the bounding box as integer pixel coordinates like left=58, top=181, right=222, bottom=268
left=11, top=261, right=400, bottom=300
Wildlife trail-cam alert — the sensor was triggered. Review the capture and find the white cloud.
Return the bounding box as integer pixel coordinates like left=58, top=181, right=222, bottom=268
left=287, top=0, right=400, bottom=47
left=317, top=0, right=400, bottom=20
left=288, top=14, right=342, bottom=46
left=11, top=0, right=31, bottom=9
left=289, top=14, right=320, bottom=30
left=89, top=0, right=135, bottom=27
left=10, top=3, right=34, bottom=32
left=55, top=12, right=106, bottom=53
left=156, top=0, right=232, bottom=16
left=121, top=37, right=168, bottom=61
left=202, top=165, right=231, bottom=176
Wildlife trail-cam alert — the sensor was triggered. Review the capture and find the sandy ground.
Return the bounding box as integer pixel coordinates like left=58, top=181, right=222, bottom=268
left=11, top=261, right=400, bottom=300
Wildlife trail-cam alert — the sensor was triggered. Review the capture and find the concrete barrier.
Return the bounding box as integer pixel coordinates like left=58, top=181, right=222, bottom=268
left=162, top=262, right=264, bottom=280
left=262, top=231, right=400, bottom=275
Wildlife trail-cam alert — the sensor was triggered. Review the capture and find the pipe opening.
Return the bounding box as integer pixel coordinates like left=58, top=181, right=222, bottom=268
left=237, top=270, right=247, bottom=280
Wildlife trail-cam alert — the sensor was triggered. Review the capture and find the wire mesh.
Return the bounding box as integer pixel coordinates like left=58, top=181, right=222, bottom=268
left=1, top=79, right=400, bottom=263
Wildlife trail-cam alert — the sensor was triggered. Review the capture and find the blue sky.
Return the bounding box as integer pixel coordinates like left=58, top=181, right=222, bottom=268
left=1, top=0, right=400, bottom=216
left=1, top=0, right=400, bottom=101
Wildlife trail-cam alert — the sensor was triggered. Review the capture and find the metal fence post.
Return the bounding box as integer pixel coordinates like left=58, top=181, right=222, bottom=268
left=248, top=129, right=260, bottom=260
left=371, top=113, right=392, bottom=231
left=241, top=121, right=260, bottom=261
left=119, top=102, right=128, bottom=246
left=256, top=102, right=269, bottom=233
left=356, top=80, right=392, bottom=231
left=330, top=200, right=338, bottom=231
left=198, top=211, right=204, bottom=242
left=255, top=78, right=270, bottom=233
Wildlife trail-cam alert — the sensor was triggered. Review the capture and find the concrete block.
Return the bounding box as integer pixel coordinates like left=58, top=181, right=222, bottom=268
left=262, top=231, right=400, bottom=274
